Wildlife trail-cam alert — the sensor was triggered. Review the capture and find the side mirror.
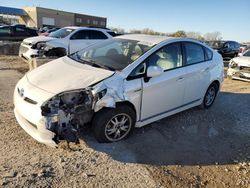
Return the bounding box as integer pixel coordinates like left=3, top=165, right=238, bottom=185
left=147, top=66, right=163, bottom=78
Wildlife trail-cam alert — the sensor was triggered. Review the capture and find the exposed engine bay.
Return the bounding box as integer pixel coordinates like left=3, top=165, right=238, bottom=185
left=228, top=61, right=250, bottom=82
left=41, top=89, right=99, bottom=144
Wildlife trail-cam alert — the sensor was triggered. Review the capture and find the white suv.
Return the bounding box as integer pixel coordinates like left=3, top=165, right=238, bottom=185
left=19, top=26, right=115, bottom=61
left=14, top=34, right=224, bottom=147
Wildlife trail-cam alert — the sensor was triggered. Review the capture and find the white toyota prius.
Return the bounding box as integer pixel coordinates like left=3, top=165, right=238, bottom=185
left=14, top=34, right=224, bottom=147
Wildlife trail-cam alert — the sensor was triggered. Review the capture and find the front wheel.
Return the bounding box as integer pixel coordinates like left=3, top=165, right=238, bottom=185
left=201, top=83, right=219, bottom=109
left=92, top=105, right=136, bottom=143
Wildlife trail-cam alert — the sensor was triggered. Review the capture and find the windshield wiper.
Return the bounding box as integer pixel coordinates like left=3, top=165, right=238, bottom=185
left=71, top=54, right=115, bottom=71
left=82, top=58, right=115, bottom=71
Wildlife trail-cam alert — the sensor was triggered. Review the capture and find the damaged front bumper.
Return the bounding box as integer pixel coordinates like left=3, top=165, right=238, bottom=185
left=227, top=66, right=250, bottom=82
left=14, top=88, right=96, bottom=147
left=14, top=108, right=57, bottom=147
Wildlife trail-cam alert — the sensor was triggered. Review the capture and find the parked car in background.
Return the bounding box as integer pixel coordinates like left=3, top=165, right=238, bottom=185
left=19, top=26, right=116, bottom=61
left=227, top=50, right=250, bottom=82
left=38, top=27, right=60, bottom=37
left=206, top=40, right=240, bottom=59
left=238, top=44, right=249, bottom=56
left=14, top=34, right=224, bottom=147
left=0, top=25, right=38, bottom=41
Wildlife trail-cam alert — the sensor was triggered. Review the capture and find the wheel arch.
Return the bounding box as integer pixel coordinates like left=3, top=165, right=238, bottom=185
left=45, top=47, right=67, bottom=57
left=210, top=80, right=220, bottom=92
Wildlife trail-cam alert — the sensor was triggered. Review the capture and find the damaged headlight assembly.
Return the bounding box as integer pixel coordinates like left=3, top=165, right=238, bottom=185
left=229, top=60, right=238, bottom=68
left=31, top=42, right=46, bottom=50
left=40, top=88, right=107, bottom=144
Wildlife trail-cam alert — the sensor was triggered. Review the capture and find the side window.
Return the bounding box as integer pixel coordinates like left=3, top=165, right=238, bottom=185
left=70, top=30, right=90, bottom=40
left=107, top=31, right=117, bottom=37
left=90, top=30, right=108, bottom=39
left=0, top=26, right=11, bottom=34
left=229, top=42, right=234, bottom=49
left=224, top=42, right=229, bottom=48
left=235, top=42, right=240, bottom=49
left=147, top=43, right=183, bottom=71
left=184, top=42, right=205, bottom=65
left=204, top=47, right=213, bottom=61
left=16, top=27, right=26, bottom=33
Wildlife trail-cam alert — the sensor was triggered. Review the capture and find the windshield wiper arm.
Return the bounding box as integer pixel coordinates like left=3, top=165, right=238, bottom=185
left=83, top=58, right=115, bottom=71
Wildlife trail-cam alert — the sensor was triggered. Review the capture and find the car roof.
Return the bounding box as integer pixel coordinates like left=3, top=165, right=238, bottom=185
left=115, top=34, right=174, bottom=46
left=63, top=26, right=110, bottom=31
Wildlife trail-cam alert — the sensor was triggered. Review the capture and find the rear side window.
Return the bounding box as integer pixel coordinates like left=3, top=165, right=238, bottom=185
left=15, top=26, right=27, bottom=34
left=229, top=42, right=234, bottom=48
left=184, top=42, right=205, bottom=65
left=0, top=26, right=11, bottom=34
left=234, top=42, right=240, bottom=49
left=107, top=31, right=117, bottom=37
left=71, top=30, right=91, bottom=40
left=90, top=30, right=108, bottom=39
left=204, top=47, right=213, bottom=61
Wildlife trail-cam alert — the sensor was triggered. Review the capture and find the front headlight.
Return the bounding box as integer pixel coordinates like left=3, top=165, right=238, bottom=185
left=31, top=42, right=46, bottom=50
left=229, top=60, right=238, bottom=68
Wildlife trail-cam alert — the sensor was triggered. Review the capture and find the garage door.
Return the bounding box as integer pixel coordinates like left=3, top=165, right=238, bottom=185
left=42, top=17, right=55, bottom=26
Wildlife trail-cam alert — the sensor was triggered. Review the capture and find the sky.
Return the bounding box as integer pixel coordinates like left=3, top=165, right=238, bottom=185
left=1, top=0, right=250, bottom=42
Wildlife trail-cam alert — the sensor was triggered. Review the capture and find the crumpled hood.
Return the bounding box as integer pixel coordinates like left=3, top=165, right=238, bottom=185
left=233, top=56, right=250, bottom=67
left=26, top=56, right=114, bottom=94
left=23, top=36, right=54, bottom=44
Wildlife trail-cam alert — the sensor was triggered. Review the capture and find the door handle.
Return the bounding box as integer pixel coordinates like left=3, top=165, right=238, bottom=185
left=203, top=67, right=210, bottom=72
left=177, top=77, right=184, bottom=81
left=132, top=88, right=142, bottom=92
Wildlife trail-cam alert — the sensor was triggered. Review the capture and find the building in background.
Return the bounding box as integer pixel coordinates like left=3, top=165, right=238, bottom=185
left=0, top=6, right=27, bottom=25
left=0, top=6, right=107, bottom=28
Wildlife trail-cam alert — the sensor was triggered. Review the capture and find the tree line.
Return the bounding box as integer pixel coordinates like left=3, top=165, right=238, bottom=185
left=110, top=27, right=222, bottom=41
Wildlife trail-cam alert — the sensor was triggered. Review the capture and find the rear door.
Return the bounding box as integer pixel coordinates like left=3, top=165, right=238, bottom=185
left=182, top=42, right=212, bottom=104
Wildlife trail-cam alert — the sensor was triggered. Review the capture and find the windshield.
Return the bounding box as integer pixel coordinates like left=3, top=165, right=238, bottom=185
left=206, top=41, right=225, bottom=49
left=49, top=28, right=75, bottom=38
left=70, top=38, right=154, bottom=71
left=243, top=50, right=250, bottom=57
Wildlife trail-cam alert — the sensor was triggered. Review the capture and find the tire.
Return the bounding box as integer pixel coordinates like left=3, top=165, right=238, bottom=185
left=46, top=49, right=65, bottom=57
left=92, top=105, right=136, bottom=143
left=201, top=83, right=219, bottom=109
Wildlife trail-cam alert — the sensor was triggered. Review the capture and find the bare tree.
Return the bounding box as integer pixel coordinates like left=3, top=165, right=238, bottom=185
left=186, top=32, right=204, bottom=40
left=204, top=32, right=222, bottom=41
left=109, top=27, right=125, bottom=34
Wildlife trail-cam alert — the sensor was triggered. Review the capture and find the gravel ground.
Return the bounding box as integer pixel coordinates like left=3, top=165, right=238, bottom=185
left=0, top=56, right=249, bottom=188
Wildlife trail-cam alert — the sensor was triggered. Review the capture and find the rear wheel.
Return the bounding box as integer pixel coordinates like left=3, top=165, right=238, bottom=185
left=201, top=83, right=219, bottom=109
left=92, top=105, right=136, bottom=143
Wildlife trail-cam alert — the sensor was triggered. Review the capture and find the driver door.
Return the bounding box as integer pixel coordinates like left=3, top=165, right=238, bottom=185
left=140, top=42, right=186, bottom=121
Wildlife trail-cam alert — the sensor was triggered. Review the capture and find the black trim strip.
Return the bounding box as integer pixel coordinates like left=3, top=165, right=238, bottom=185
left=141, top=98, right=201, bottom=122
